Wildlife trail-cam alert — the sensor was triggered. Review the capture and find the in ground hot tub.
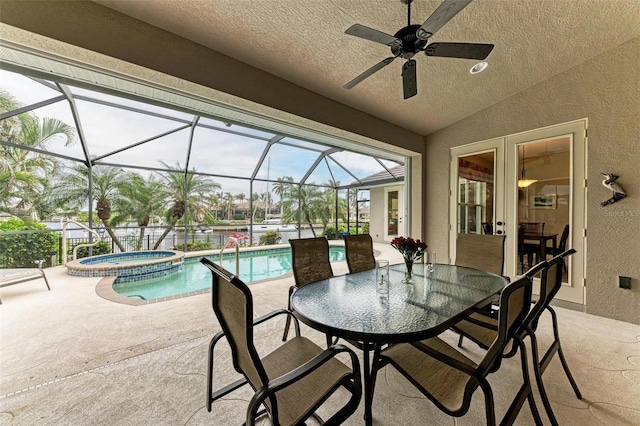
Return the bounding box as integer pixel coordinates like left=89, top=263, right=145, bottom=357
left=66, top=250, right=185, bottom=283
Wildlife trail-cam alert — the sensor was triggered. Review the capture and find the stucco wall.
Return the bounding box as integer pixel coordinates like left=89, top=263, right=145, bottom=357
left=369, top=187, right=385, bottom=243
left=425, top=38, right=640, bottom=324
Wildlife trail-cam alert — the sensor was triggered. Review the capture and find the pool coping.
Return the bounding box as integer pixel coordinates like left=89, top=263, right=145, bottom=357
left=95, top=269, right=297, bottom=306
left=94, top=244, right=335, bottom=306
left=66, top=250, right=185, bottom=279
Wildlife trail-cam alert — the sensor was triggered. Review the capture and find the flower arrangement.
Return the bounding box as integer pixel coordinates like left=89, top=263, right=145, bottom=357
left=391, top=236, right=427, bottom=283
left=391, top=236, right=427, bottom=261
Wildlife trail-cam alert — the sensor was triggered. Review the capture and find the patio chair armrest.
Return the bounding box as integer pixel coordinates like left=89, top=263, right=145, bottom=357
left=247, top=344, right=361, bottom=423
left=460, top=312, right=498, bottom=331
left=253, top=308, right=299, bottom=328
left=254, top=308, right=301, bottom=338
left=410, top=340, right=476, bottom=377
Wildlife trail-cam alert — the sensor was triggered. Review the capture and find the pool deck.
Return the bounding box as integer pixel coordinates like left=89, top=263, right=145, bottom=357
left=1, top=242, right=639, bottom=425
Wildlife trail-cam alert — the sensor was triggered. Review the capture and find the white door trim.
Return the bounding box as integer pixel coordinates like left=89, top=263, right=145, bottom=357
left=506, top=119, right=587, bottom=304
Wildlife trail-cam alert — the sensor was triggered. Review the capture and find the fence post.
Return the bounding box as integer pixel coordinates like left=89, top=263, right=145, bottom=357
left=58, top=236, right=63, bottom=265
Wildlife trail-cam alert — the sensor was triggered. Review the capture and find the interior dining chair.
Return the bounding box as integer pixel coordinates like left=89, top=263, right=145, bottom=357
left=522, top=222, right=545, bottom=234
left=453, top=249, right=581, bottom=425
left=283, top=237, right=334, bottom=341
left=547, top=224, right=570, bottom=258
left=200, top=257, right=362, bottom=426
left=375, top=274, right=541, bottom=425
left=481, top=222, right=493, bottom=235
left=343, top=234, right=376, bottom=274
left=518, top=226, right=540, bottom=274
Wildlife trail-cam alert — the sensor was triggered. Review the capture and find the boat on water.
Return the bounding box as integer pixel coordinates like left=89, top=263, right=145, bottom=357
left=251, top=219, right=298, bottom=233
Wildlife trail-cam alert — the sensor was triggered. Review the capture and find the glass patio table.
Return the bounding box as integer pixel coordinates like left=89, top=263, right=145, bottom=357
left=290, top=262, right=508, bottom=425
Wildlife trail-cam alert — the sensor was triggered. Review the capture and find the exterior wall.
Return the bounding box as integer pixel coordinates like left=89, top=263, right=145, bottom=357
left=425, top=38, right=640, bottom=324
left=369, top=187, right=385, bottom=243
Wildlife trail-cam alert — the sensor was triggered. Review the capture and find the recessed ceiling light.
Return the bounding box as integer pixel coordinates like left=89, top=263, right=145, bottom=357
left=470, top=62, right=488, bottom=74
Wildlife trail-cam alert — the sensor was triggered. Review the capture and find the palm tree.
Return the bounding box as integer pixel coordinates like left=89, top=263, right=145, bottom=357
left=282, top=183, right=324, bottom=237
left=204, top=192, right=222, bottom=222
left=111, top=172, right=166, bottom=250
left=315, top=183, right=348, bottom=235
left=222, top=192, right=235, bottom=220
left=0, top=90, right=77, bottom=220
left=49, top=165, right=128, bottom=252
left=251, top=192, right=262, bottom=221
left=152, top=162, right=221, bottom=250
left=272, top=176, right=294, bottom=221
left=234, top=192, right=246, bottom=219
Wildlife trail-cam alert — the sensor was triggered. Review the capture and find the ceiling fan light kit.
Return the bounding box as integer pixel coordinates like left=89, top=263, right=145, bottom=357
left=344, top=0, right=494, bottom=99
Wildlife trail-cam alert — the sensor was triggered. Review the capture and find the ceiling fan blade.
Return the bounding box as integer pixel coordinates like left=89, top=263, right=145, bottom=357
left=345, top=24, right=400, bottom=46
left=416, top=0, right=473, bottom=40
left=425, top=42, right=494, bottom=60
left=344, top=57, right=397, bottom=89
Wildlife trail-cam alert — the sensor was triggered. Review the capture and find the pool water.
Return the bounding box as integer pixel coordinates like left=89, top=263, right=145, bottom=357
left=113, top=246, right=346, bottom=300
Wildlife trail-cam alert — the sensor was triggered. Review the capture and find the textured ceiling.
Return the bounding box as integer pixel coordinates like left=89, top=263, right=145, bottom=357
left=93, top=0, right=640, bottom=136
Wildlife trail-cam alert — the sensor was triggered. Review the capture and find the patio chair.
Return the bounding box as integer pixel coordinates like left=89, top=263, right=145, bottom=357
left=200, top=257, right=362, bottom=426
left=375, top=274, right=542, bottom=425
left=453, top=249, right=581, bottom=425
left=283, top=237, right=334, bottom=341
left=343, top=234, right=376, bottom=274
left=455, top=233, right=508, bottom=313
left=455, top=233, right=506, bottom=277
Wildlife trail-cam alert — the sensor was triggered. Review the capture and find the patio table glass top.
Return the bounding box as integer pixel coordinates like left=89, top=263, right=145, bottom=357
left=290, top=262, right=507, bottom=344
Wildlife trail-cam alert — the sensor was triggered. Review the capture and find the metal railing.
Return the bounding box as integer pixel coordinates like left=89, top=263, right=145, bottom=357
left=61, top=220, right=102, bottom=263
left=219, top=237, right=240, bottom=277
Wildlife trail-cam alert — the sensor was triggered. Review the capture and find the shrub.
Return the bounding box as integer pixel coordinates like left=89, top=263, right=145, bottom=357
left=258, top=230, right=282, bottom=246
left=72, top=241, right=112, bottom=258
left=322, top=226, right=340, bottom=240
left=0, top=218, right=57, bottom=268
left=172, top=240, right=213, bottom=251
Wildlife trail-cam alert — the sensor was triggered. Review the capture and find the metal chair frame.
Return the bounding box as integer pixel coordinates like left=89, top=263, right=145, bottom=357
left=375, top=275, right=541, bottom=425
left=201, top=257, right=362, bottom=425
left=283, top=237, right=334, bottom=342
left=454, top=250, right=581, bottom=425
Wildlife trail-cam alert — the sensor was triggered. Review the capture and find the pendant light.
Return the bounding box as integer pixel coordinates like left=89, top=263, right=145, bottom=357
left=518, top=145, right=537, bottom=188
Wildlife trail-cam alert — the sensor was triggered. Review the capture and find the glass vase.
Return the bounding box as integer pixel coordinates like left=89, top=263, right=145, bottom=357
left=402, top=257, right=414, bottom=284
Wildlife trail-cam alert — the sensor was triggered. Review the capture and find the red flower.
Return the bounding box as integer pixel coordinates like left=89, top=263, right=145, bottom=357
left=391, top=236, right=427, bottom=261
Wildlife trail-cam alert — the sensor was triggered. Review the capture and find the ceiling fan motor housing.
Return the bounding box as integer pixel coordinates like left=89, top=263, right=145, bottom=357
left=392, top=24, right=428, bottom=59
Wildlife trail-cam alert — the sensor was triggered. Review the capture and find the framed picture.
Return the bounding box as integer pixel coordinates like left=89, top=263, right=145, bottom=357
left=531, top=194, right=557, bottom=209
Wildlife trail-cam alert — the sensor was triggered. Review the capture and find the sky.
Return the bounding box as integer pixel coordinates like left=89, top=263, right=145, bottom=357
left=1, top=69, right=400, bottom=198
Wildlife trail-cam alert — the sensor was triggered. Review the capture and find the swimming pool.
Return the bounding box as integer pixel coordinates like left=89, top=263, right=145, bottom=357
left=112, top=246, right=346, bottom=300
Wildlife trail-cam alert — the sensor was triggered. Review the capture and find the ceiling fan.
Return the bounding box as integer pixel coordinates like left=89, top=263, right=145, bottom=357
left=343, top=0, right=494, bottom=99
